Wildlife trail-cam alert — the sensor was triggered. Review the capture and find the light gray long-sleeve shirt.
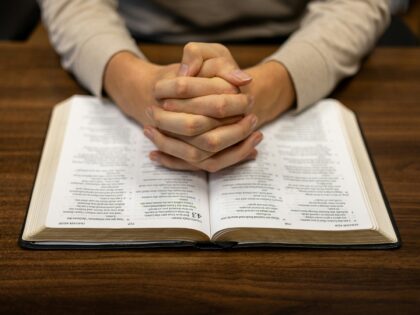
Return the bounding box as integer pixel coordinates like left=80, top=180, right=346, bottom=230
left=38, top=0, right=391, bottom=111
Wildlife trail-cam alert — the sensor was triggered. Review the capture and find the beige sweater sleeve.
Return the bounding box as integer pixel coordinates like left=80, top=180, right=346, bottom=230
left=266, top=0, right=391, bottom=111
left=38, top=0, right=146, bottom=97
left=39, top=0, right=390, bottom=107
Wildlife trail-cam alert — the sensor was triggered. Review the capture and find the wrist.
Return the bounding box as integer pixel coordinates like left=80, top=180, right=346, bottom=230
left=103, top=51, right=161, bottom=124
left=104, top=51, right=159, bottom=98
left=243, top=61, right=295, bottom=127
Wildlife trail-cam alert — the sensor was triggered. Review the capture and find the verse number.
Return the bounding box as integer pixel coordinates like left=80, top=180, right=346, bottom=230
left=191, top=212, right=202, bottom=219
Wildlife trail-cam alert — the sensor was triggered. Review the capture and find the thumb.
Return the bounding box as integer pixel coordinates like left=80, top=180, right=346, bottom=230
left=178, top=42, right=230, bottom=77
left=198, top=57, right=253, bottom=87
left=177, top=43, right=204, bottom=77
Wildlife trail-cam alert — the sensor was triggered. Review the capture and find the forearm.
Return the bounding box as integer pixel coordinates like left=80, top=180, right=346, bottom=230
left=38, top=0, right=145, bottom=96
left=266, top=0, right=390, bottom=111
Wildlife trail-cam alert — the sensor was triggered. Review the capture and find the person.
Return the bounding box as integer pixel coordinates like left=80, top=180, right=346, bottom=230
left=38, top=0, right=391, bottom=172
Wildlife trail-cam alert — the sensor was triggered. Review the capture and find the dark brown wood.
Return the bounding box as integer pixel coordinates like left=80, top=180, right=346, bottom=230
left=0, top=25, right=419, bottom=315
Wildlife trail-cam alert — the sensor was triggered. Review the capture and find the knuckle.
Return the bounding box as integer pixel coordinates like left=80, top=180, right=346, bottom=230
left=214, top=43, right=229, bottom=54
left=184, top=42, right=199, bottom=54
left=174, top=78, right=189, bottom=96
left=215, top=97, right=228, bottom=117
left=186, top=147, right=203, bottom=163
left=183, top=117, right=203, bottom=136
left=204, top=134, right=221, bottom=152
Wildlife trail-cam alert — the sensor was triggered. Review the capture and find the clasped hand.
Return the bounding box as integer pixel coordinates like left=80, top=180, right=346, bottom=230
left=104, top=43, right=295, bottom=172
left=145, top=43, right=262, bottom=172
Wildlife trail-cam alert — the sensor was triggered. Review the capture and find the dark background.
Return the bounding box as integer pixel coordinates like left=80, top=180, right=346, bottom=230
left=0, top=0, right=418, bottom=45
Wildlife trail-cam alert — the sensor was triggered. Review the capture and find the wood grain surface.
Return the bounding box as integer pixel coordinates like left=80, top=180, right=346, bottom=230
left=0, top=25, right=419, bottom=315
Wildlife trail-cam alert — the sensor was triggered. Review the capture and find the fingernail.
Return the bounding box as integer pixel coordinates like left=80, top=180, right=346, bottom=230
left=144, top=127, right=155, bottom=140
left=231, top=69, right=252, bottom=82
left=149, top=151, right=160, bottom=162
left=178, top=63, right=189, bottom=76
left=253, top=133, right=263, bottom=146
left=250, top=115, right=258, bottom=129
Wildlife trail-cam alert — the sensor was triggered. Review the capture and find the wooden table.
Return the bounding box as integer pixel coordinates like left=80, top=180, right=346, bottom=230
left=1, top=25, right=419, bottom=314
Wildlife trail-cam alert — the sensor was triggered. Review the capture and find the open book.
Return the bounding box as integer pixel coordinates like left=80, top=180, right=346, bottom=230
left=20, top=96, right=400, bottom=249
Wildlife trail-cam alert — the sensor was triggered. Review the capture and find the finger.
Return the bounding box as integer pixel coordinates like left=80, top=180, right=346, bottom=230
left=194, top=132, right=263, bottom=173
left=176, top=114, right=259, bottom=153
left=162, top=93, right=254, bottom=118
left=198, top=57, right=253, bottom=86
left=178, top=42, right=232, bottom=77
left=154, top=76, right=238, bottom=100
left=143, top=126, right=213, bottom=163
left=149, top=151, right=201, bottom=171
left=147, top=105, right=242, bottom=136
left=150, top=149, right=258, bottom=172
left=160, top=115, right=243, bottom=139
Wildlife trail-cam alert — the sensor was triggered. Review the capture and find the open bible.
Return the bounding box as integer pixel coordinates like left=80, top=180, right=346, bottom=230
left=20, top=96, right=400, bottom=249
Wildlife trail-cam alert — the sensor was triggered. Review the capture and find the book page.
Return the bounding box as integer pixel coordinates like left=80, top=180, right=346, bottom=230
left=209, top=100, right=373, bottom=235
left=46, top=96, right=210, bottom=236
